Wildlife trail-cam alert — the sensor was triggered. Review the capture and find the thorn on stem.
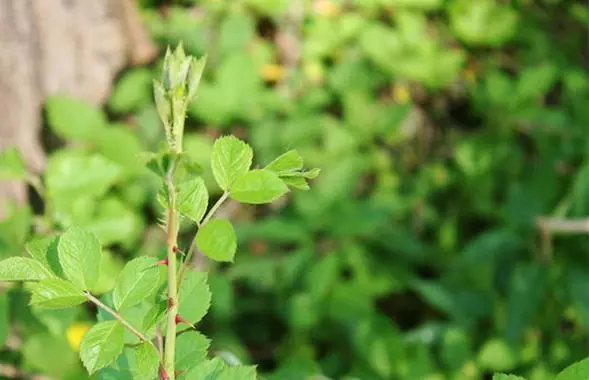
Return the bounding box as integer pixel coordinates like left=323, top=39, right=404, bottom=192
left=157, top=258, right=169, bottom=266
left=175, top=314, right=191, bottom=325
left=160, top=366, right=169, bottom=380
left=167, top=297, right=175, bottom=310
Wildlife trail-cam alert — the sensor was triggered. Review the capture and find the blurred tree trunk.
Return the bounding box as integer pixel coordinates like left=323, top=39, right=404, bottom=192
left=0, top=0, right=156, bottom=217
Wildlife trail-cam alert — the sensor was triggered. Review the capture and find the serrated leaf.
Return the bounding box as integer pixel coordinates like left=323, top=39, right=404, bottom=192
left=0, top=257, right=54, bottom=281
left=265, top=150, right=304, bottom=174
left=177, top=178, right=209, bottom=223
left=176, top=330, right=210, bottom=372
left=211, top=135, right=253, bottom=191
left=113, top=257, right=162, bottom=311
left=80, top=321, right=125, bottom=374
left=493, top=374, right=527, bottom=380
left=58, top=227, right=102, bottom=290
left=0, top=147, right=26, bottom=180
left=179, top=271, right=211, bottom=324
left=216, top=365, right=257, bottom=380
left=184, top=358, right=227, bottom=379
left=555, top=357, right=589, bottom=380
left=30, top=278, right=87, bottom=309
left=196, top=219, right=237, bottom=262
left=134, top=342, right=160, bottom=379
left=46, top=95, right=106, bottom=140
left=230, top=169, right=289, bottom=204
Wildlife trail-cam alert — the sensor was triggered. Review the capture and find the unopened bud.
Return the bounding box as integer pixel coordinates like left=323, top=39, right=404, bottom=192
left=187, top=55, right=207, bottom=102
left=153, top=80, right=171, bottom=132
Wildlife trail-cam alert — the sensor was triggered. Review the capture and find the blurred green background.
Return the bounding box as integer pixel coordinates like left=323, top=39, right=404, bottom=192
left=1, top=0, right=589, bottom=379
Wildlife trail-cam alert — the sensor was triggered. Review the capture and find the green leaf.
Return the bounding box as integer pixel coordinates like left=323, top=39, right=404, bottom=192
left=265, top=150, right=304, bottom=174
left=108, top=69, right=153, bottom=113
left=97, top=127, right=145, bottom=175
left=83, top=196, right=144, bottom=247
left=0, top=147, right=26, bottom=180
left=179, top=271, right=211, bottom=324
left=216, top=365, right=257, bottom=380
left=230, top=169, right=289, bottom=204
left=555, top=357, right=589, bottom=380
left=0, top=257, right=54, bottom=281
left=30, top=278, right=87, bottom=309
left=113, top=257, right=162, bottom=311
left=25, top=235, right=59, bottom=272
left=196, top=219, right=237, bottom=262
left=134, top=342, right=160, bottom=379
left=281, top=176, right=310, bottom=191
left=176, top=330, right=210, bottom=372
left=58, top=227, right=102, bottom=290
left=143, top=300, right=168, bottom=331
left=449, top=0, right=517, bottom=46
left=45, top=151, right=122, bottom=201
left=46, top=95, right=106, bottom=140
left=211, top=135, right=253, bottom=191
left=80, top=320, right=125, bottom=374
left=185, top=358, right=227, bottom=379
left=493, top=374, right=527, bottom=380
left=300, top=168, right=321, bottom=179
left=177, top=177, right=209, bottom=223
left=98, top=343, right=160, bottom=380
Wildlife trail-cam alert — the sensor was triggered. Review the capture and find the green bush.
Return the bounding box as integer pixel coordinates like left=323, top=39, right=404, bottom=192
left=1, top=0, right=588, bottom=379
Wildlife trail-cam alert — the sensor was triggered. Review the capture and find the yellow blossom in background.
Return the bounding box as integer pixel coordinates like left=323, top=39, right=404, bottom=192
left=66, top=321, right=92, bottom=352
left=393, top=84, right=411, bottom=104
left=261, top=63, right=285, bottom=82
left=314, top=0, right=341, bottom=17
left=304, top=61, right=324, bottom=84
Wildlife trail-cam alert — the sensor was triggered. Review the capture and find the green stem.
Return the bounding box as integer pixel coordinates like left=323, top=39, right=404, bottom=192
left=84, top=292, right=152, bottom=344
left=164, top=169, right=179, bottom=380
left=177, top=191, right=229, bottom=286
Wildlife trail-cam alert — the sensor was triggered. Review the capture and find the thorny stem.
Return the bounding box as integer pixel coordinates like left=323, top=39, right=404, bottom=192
left=177, top=191, right=229, bottom=286
left=164, top=161, right=180, bottom=380
left=84, top=292, right=153, bottom=345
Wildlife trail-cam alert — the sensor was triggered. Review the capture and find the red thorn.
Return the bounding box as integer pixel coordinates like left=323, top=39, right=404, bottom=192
left=175, top=314, right=191, bottom=325
left=160, top=366, right=168, bottom=380
left=167, top=297, right=175, bottom=310
left=157, top=258, right=169, bottom=266
left=172, top=245, right=179, bottom=253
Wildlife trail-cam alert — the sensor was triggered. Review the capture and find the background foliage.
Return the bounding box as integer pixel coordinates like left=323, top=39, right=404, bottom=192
left=1, top=0, right=588, bottom=379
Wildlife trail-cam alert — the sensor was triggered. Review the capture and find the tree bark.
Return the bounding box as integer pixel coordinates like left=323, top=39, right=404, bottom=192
left=0, top=0, right=156, bottom=217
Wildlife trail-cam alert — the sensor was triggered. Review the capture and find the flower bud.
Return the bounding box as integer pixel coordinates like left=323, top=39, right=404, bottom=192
left=187, top=55, right=207, bottom=102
